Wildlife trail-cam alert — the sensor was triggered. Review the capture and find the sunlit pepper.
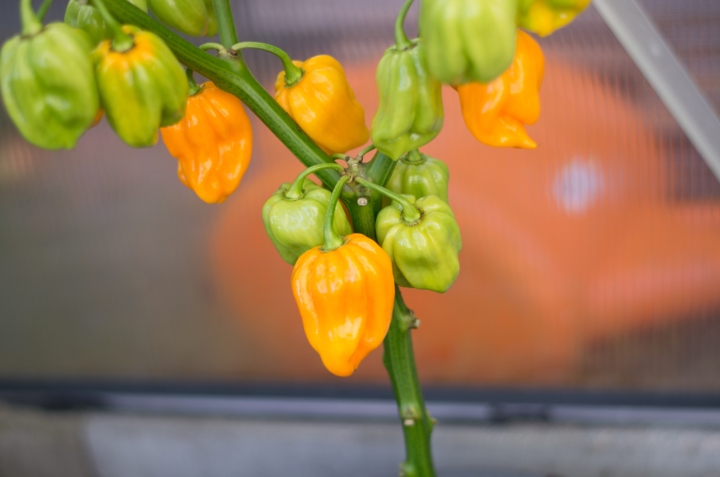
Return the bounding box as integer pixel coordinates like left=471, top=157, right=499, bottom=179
left=456, top=30, right=544, bottom=149
left=420, top=0, right=518, bottom=84
left=147, top=0, right=217, bottom=37
left=371, top=2, right=443, bottom=160
left=1, top=0, right=99, bottom=150
left=274, top=54, right=369, bottom=154
left=160, top=79, right=252, bottom=204
left=385, top=150, right=449, bottom=205
left=518, top=0, right=592, bottom=37
left=65, top=0, right=148, bottom=45
left=292, top=176, right=394, bottom=377
left=93, top=25, right=188, bottom=147
left=374, top=191, right=462, bottom=293
left=262, top=164, right=353, bottom=265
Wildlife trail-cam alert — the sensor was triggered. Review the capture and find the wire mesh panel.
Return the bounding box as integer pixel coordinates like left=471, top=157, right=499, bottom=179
left=0, top=1, right=719, bottom=391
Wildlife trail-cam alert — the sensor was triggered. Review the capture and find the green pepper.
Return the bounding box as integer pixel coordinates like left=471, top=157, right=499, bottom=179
left=385, top=150, right=449, bottom=206
left=147, top=0, right=218, bottom=37
left=65, top=0, right=148, bottom=46
left=262, top=165, right=353, bottom=265
left=370, top=0, right=443, bottom=161
left=420, top=0, right=518, bottom=84
left=92, top=24, right=188, bottom=147
left=369, top=187, right=462, bottom=293
left=1, top=0, right=99, bottom=150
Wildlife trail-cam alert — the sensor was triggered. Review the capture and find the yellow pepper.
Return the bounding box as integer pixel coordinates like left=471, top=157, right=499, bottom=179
left=518, top=0, right=592, bottom=37
left=456, top=30, right=544, bottom=149
left=292, top=233, right=394, bottom=377
left=161, top=80, right=252, bottom=204
left=274, top=55, right=369, bottom=154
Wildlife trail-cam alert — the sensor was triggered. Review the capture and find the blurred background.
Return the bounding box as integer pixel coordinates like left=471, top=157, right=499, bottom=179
left=1, top=0, right=720, bottom=476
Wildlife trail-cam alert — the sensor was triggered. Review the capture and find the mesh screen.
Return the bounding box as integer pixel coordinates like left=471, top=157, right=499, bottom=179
left=0, top=1, right=719, bottom=391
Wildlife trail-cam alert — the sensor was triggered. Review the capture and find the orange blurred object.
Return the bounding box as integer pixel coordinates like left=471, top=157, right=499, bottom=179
left=456, top=30, right=545, bottom=150
left=161, top=81, right=253, bottom=204
left=209, top=58, right=720, bottom=384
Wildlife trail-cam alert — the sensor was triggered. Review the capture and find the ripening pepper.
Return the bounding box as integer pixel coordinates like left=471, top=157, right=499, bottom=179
left=292, top=233, right=395, bottom=376
left=420, top=0, right=518, bottom=85
left=385, top=150, right=450, bottom=205
left=376, top=195, right=462, bottom=293
left=161, top=80, right=253, bottom=204
left=274, top=55, right=369, bottom=154
left=1, top=0, right=99, bottom=150
left=457, top=30, right=545, bottom=149
left=65, top=0, right=148, bottom=46
left=518, top=0, right=592, bottom=37
left=263, top=166, right=353, bottom=265
left=371, top=38, right=443, bottom=160
left=93, top=25, right=188, bottom=147
left=147, top=0, right=217, bottom=37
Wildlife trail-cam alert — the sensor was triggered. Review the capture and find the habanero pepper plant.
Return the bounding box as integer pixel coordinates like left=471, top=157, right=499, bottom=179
left=0, top=0, right=592, bottom=475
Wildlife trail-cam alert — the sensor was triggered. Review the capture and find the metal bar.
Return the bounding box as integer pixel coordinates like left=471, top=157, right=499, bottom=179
left=593, top=0, right=720, bottom=182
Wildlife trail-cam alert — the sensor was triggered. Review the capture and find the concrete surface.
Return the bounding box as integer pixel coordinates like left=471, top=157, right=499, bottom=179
left=2, top=404, right=720, bottom=477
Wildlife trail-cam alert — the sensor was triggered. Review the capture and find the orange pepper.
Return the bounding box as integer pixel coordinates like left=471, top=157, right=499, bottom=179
left=161, top=81, right=253, bottom=204
left=274, top=55, right=369, bottom=154
left=456, top=30, right=545, bottom=149
left=291, top=233, right=395, bottom=377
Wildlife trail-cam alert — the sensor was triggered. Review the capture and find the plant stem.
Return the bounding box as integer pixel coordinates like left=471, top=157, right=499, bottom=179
left=212, top=0, right=238, bottom=50
left=322, top=175, right=350, bottom=251
left=384, top=287, right=436, bottom=477
left=355, top=177, right=421, bottom=223
left=233, top=42, right=304, bottom=86
left=286, top=163, right=344, bottom=200
left=394, top=0, right=414, bottom=50
left=92, top=0, right=133, bottom=51
left=36, top=0, right=53, bottom=22
left=186, top=68, right=203, bottom=96
left=20, top=0, right=42, bottom=36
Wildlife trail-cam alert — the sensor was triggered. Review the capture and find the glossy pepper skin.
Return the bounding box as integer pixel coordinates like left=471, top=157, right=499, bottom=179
left=1, top=1, right=98, bottom=150
left=274, top=55, right=369, bottom=154
left=518, top=0, right=591, bottom=37
left=93, top=25, right=188, bottom=147
left=263, top=179, right=353, bottom=265
left=385, top=151, right=450, bottom=205
left=65, top=0, right=148, bottom=45
left=147, top=0, right=217, bottom=37
left=420, top=0, right=518, bottom=85
left=161, top=81, right=252, bottom=204
left=457, top=30, right=545, bottom=149
left=292, top=233, right=395, bottom=377
left=377, top=195, right=462, bottom=293
left=371, top=39, right=443, bottom=160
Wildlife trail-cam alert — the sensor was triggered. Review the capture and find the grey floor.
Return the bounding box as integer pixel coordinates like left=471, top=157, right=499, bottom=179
left=2, top=403, right=720, bottom=477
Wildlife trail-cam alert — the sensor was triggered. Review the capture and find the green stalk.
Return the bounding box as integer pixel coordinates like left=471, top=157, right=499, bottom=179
left=186, top=68, right=203, bottom=96
left=20, top=0, right=42, bottom=36
left=36, top=0, right=53, bottom=22
left=322, top=175, right=350, bottom=251
left=404, top=149, right=425, bottom=164
left=285, top=163, right=344, bottom=200
left=394, top=0, right=414, bottom=50
left=92, top=0, right=134, bottom=51
left=212, top=0, right=238, bottom=50
left=233, top=42, right=304, bottom=86
left=355, top=177, right=421, bottom=223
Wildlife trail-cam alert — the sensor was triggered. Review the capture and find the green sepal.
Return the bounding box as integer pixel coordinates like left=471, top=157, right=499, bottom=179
left=371, top=39, right=443, bottom=160
left=65, top=0, right=148, bottom=46
left=262, top=179, right=354, bottom=265
left=420, top=0, right=518, bottom=84
left=376, top=195, right=462, bottom=293
left=0, top=22, right=99, bottom=150
left=385, top=152, right=449, bottom=206
left=147, top=0, right=218, bottom=37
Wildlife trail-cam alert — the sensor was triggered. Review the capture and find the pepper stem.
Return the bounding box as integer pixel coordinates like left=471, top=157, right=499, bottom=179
left=286, top=163, right=345, bottom=200
left=186, top=68, right=203, bottom=96
left=232, top=41, right=304, bottom=87
left=92, top=0, right=134, bottom=52
left=20, top=0, right=42, bottom=36
left=36, top=0, right=54, bottom=22
left=394, top=0, right=414, bottom=50
left=355, top=177, right=421, bottom=223
left=321, top=175, right=350, bottom=252
left=403, top=149, right=426, bottom=164
left=357, top=144, right=377, bottom=163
